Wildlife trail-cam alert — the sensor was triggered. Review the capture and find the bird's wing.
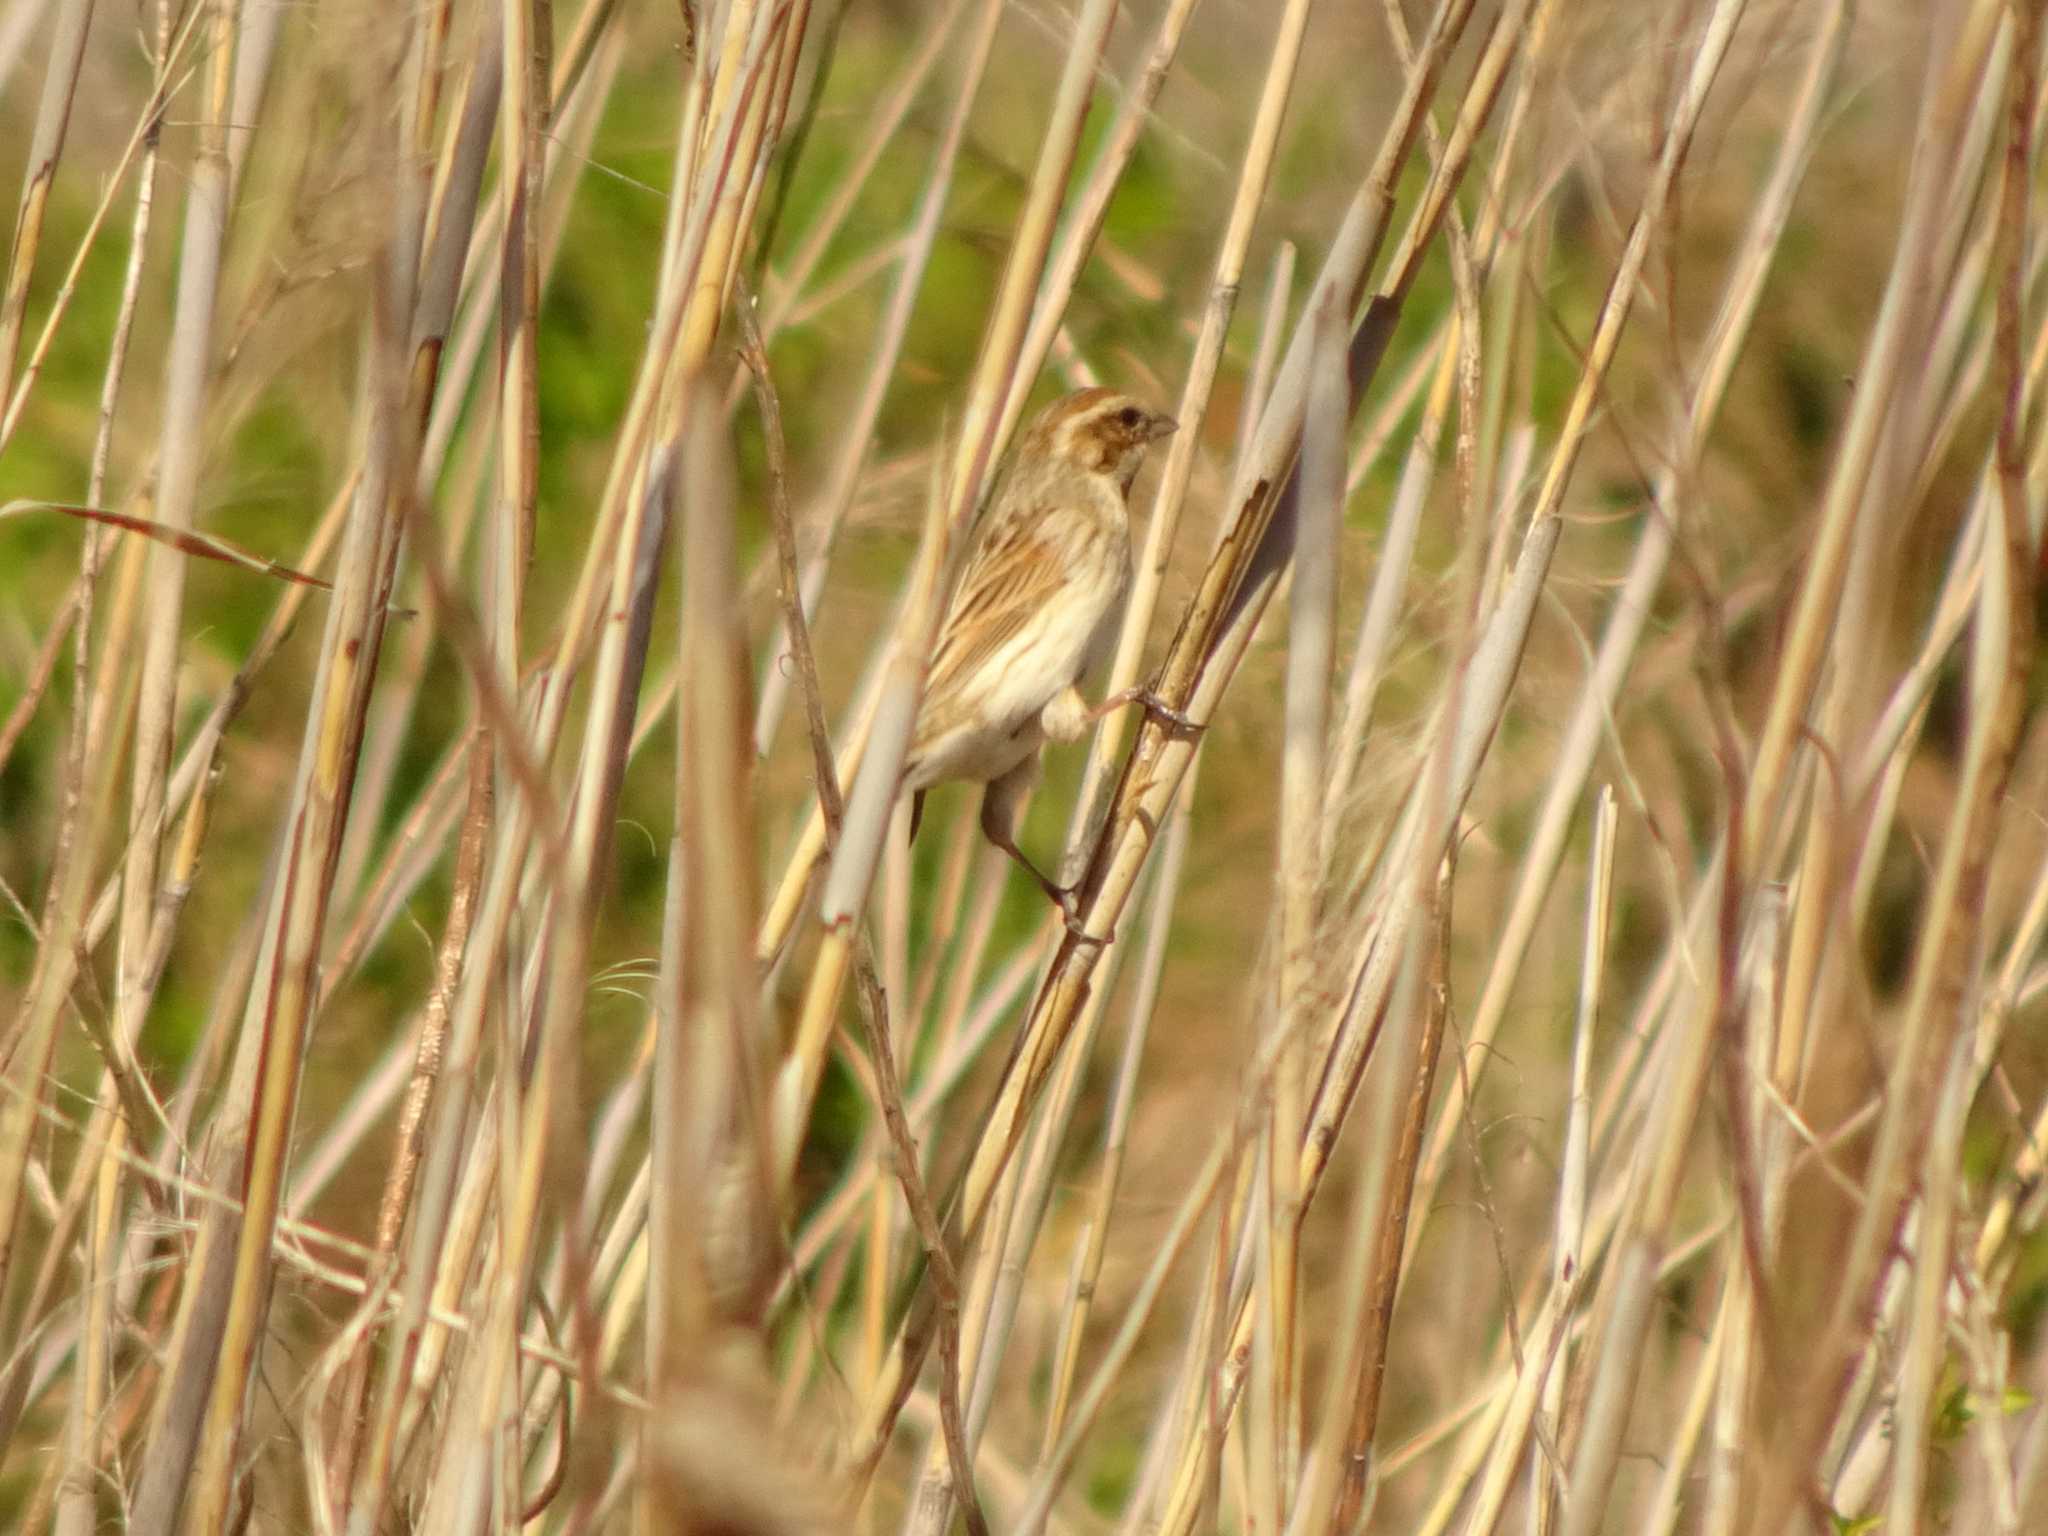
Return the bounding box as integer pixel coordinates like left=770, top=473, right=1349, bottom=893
left=914, top=503, right=1068, bottom=744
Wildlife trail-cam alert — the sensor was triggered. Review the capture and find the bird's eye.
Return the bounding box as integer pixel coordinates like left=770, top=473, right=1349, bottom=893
left=1117, top=406, right=1142, bottom=428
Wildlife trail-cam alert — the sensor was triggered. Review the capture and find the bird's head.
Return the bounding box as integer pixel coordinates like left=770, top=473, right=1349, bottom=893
left=1029, top=387, right=1178, bottom=492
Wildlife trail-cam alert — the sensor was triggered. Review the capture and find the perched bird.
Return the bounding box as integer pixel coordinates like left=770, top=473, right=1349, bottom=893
left=903, top=386, right=1190, bottom=925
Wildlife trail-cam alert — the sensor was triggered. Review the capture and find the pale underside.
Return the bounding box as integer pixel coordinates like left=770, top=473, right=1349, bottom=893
left=903, top=470, right=1131, bottom=795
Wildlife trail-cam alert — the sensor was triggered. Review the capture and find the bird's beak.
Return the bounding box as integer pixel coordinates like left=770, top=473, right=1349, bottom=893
left=1146, top=414, right=1179, bottom=442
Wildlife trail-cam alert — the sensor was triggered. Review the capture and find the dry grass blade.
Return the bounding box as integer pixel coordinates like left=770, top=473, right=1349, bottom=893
left=0, top=498, right=335, bottom=589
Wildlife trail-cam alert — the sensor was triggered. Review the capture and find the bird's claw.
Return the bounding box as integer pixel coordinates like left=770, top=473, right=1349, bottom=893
left=1130, top=688, right=1203, bottom=736
left=1062, top=912, right=1107, bottom=951
left=1090, top=685, right=1205, bottom=736
left=1046, top=883, right=1107, bottom=950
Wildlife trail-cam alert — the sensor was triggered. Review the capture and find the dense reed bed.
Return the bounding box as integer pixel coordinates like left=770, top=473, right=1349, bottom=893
left=2, top=1, right=2046, bottom=1532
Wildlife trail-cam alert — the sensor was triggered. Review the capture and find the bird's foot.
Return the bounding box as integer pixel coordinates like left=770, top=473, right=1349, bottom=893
left=1042, top=880, right=1107, bottom=951
left=1093, top=685, right=1204, bottom=737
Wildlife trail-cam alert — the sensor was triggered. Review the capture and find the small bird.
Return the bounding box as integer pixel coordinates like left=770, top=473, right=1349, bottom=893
left=904, top=386, right=1190, bottom=926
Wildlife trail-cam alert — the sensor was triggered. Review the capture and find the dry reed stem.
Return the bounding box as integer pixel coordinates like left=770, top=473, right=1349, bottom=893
left=14, top=1, right=248, bottom=1524
left=1742, top=4, right=2038, bottom=1527
left=754, top=0, right=999, bottom=760
left=768, top=0, right=1122, bottom=1200
left=0, top=0, right=92, bottom=413
left=162, top=18, right=428, bottom=1526
left=1419, top=0, right=1850, bottom=1265
left=849, top=950, right=986, bottom=1536
left=0, top=6, right=202, bottom=454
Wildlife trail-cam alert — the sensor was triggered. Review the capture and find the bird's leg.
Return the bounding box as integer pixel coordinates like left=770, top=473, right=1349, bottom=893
left=979, top=757, right=1102, bottom=946
left=979, top=757, right=1063, bottom=904
left=1088, top=682, right=1203, bottom=735
left=1040, top=684, right=1092, bottom=744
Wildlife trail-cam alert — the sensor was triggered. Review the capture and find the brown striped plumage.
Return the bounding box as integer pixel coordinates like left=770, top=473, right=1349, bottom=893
left=904, top=388, right=1176, bottom=918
